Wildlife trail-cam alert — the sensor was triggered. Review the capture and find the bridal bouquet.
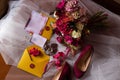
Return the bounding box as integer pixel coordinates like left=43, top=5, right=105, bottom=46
left=52, top=0, right=108, bottom=55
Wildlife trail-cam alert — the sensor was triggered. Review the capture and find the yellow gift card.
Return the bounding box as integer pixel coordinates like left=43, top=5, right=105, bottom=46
left=41, top=17, right=56, bottom=40
left=17, top=45, right=50, bottom=78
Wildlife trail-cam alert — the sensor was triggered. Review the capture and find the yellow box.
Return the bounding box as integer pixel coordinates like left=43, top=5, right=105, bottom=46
left=17, top=45, right=50, bottom=78
left=41, top=16, right=56, bottom=40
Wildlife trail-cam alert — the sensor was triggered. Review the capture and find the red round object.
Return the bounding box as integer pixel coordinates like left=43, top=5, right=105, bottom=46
left=45, top=26, right=50, bottom=31
left=30, top=63, right=35, bottom=69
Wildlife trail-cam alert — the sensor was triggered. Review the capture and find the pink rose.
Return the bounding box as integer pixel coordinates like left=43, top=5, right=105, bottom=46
left=53, top=52, right=65, bottom=67
left=53, top=53, right=60, bottom=59
left=56, top=36, right=64, bottom=43
left=64, top=35, right=73, bottom=44
left=65, top=0, right=78, bottom=12
left=55, top=60, right=61, bottom=67
left=53, top=52, right=65, bottom=59
left=56, top=18, right=70, bottom=35
left=58, top=52, right=65, bottom=57
left=57, top=0, right=65, bottom=10
left=29, top=48, right=41, bottom=56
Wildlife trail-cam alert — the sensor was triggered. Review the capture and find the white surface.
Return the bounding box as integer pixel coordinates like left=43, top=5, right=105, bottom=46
left=0, top=0, right=119, bottom=80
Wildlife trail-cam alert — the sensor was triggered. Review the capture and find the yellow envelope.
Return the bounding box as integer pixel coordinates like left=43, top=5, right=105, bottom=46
left=41, top=16, right=56, bottom=40
left=17, top=45, right=50, bottom=78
